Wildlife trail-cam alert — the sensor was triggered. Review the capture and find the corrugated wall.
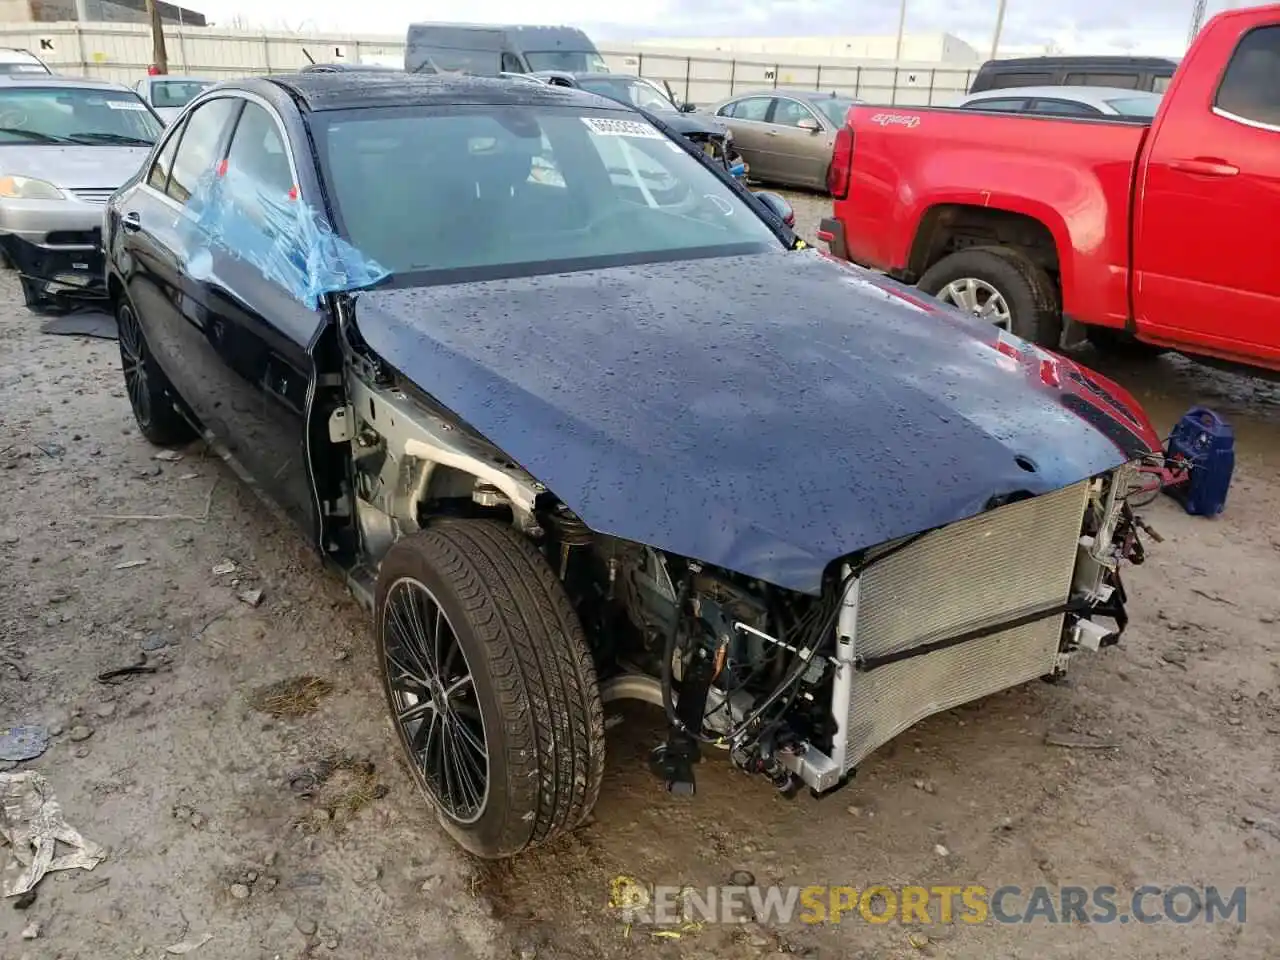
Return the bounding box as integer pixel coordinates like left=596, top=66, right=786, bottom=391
left=3, top=22, right=975, bottom=105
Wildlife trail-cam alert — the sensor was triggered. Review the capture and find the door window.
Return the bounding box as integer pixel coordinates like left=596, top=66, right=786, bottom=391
left=1215, top=25, right=1280, bottom=128
left=721, top=97, right=771, bottom=121
left=225, top=102, right=294, bottom=197
left=1029, top=98, right=1101, bottom=116
left=146, top=117, right=185, bottom=192
left=772, top=98, right=820, bottom=127
left=961, top=98, right=1030, bottom=113
left=500, top=52, right=523, bottom=73
left=167, top=97, right=240, bottom=204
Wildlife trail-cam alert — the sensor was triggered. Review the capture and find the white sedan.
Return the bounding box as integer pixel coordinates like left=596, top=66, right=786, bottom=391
left=953, top=85, right=1162, bottom=120
left=134, top=75, right=216, bottom=123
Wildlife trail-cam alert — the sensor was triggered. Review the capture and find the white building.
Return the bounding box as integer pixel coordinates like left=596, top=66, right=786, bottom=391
left=629, top=32, right=981, bottom=65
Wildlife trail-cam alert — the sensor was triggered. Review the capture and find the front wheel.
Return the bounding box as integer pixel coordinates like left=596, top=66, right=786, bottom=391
left=918, top=246, right=1061, bottom=347
left=375, top=520, right=605, bottom=858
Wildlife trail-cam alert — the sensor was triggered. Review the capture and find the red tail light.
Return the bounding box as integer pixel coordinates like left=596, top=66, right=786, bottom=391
left=828, top=125, right=854, bottom=199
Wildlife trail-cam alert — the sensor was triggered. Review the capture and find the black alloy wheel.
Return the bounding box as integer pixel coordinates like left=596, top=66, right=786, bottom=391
left=117, top=298, right=196, bottom=446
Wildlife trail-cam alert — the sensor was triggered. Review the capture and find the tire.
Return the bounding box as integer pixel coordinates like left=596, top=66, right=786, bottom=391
left=1087, top=326, right=1170, bottom=359
left=918, top=245, right=1061, bottom=347
left=375, top=520, right=606, bottom=858
left=116, top=297, right=197, bottom=446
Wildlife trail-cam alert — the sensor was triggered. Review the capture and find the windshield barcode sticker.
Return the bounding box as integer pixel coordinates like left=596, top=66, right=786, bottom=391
left=106, top=100, right=148, bottom=111
left=581, top=117, right=665, bottom=140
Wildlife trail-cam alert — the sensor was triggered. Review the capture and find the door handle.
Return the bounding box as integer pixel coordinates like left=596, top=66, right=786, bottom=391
left=765, top=129, right=779, bottom=136
left=121, top=211, right=142, bottom=232
left=1168, top=157, right=1239, bottom=177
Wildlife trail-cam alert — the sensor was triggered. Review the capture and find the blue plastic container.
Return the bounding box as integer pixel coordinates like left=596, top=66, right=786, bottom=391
left=1165, top=407, right=1234, bottom=516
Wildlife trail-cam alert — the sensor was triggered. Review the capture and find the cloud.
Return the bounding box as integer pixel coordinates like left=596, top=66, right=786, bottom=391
left=199, top=0, right=1243, bottom=57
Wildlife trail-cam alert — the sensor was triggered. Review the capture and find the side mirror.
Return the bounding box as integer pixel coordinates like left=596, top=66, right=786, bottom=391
left=754, top=190, right=795, bottom=227
left=680, top=102, right=697, bottom=113
left=797, top=117, right=821, bottom=133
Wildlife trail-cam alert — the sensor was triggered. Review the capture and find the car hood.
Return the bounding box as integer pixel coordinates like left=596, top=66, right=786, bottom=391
left=661, top=113, right=729, bottom=138
left=2, top=144, right=152, bottom=189
left=355, top=250, right=1157, bottom=595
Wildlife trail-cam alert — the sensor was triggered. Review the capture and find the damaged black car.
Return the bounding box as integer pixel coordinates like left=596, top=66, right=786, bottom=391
left=104, top=72, right=1158, bottom=858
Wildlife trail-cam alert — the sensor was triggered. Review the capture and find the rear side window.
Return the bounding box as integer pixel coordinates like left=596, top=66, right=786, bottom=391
left=1215, top=25, right=1280, bottom=128
left=146, top=118, right=184, bottom=192
left=1064, top=72, right=1140, bottom=89
left=1153, top=75, right=1172, bottom=94
left=167, top=97, right=239, bottom=204
left=987, top=71, right=1052, bottom=88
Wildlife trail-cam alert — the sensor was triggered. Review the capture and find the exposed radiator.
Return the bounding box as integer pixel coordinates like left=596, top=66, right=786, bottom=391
left=842, top=480, right=1090, bottom=772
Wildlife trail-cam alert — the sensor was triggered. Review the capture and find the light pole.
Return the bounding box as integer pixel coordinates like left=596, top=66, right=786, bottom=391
left=894, top=0, right=907, bottom=62
left=1187, top=0, right=1208, bottom=47
left=990, top=0, right=1008, bottom=60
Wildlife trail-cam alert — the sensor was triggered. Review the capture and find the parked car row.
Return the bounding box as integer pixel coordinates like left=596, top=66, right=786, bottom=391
left=99, top=67, right=1159, bottom=860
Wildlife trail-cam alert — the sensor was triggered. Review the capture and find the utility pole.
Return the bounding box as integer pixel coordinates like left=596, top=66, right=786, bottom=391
left=894, top=0, right=907, bottom=62
left=145, top=0, right=169, bottom=74
left=1187, top=0, right=1209, bottom=48
left=990, top=0, right=1008, bottom=60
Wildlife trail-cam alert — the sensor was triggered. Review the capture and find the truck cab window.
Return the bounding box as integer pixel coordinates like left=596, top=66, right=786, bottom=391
left=1216, top=26, right=1280, bottom=128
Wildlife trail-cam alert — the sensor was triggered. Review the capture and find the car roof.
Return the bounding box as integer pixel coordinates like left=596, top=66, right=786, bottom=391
left=719, top=89, right=856, bottom=102
left=0, top=74, right=133, bottom=92
left=977, top=55, right=1177, bottom=69
left=959, top=85, right=1161, bottom=106
left=261, top=70, right=624, bottom=112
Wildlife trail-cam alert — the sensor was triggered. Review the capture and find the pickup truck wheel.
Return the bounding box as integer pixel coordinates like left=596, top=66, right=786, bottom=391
left=117, top=299, right=197, bottom=447
left=375, top=520, right=605, bottom=859
left=919, top=247, right=1061, bottom=346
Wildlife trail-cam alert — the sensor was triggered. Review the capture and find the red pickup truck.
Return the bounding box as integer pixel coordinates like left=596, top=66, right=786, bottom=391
left=820, top=4, right=1280, bottom=373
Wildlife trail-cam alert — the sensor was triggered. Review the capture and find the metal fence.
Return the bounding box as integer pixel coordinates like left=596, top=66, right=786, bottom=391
left=0, top=21, right=976, bottom=106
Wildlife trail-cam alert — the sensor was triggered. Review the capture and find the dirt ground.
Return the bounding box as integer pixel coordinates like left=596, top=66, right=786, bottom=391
left=2, top=250, right=1279, bottom=960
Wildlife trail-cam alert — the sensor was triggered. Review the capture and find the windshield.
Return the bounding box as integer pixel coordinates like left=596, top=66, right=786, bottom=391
left=812, top=96, right=856, bottom=126
left=150, top=79, right=214, bottom=109
left=576, top=77, right=676, bottom=113
left=409, top=46, right=502, bottom=75
left=0, top=86, right=162, bottom=145
left=1104, top=95, right=1161, bottom=118
left=315, top=105, right=780, bottom=281
left=524, top=50, right=609, bottom=73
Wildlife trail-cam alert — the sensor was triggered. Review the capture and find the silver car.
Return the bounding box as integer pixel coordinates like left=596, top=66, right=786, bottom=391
left=0, top=75, right=163, bottom=308
left=708, top=89, right=859, bottom=191
left=953, top=85, right=1163, bottom=119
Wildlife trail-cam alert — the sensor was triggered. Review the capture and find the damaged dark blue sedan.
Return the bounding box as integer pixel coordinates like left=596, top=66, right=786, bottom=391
left=104, top=72, right=1160, bottom=858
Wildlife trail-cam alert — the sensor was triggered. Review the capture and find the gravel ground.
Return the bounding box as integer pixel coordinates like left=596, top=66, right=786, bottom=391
left=774, top=188, right=831, bottom=243
left=2, top=266, right=1279, bottom=960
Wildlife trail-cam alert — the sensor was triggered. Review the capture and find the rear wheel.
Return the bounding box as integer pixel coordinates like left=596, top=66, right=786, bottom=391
left=375, top=520, right=605, bottom=858
left=919, top=246, right=1061, bottom=347
left=117, top=298, right=196, bottom=446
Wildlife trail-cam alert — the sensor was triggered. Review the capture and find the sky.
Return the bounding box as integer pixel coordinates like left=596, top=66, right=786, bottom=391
left=195, top=0, right=1255, bottom=58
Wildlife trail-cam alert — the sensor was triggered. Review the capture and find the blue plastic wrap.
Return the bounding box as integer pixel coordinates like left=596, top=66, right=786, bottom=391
left=177, top=167, right=389, bottom=309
